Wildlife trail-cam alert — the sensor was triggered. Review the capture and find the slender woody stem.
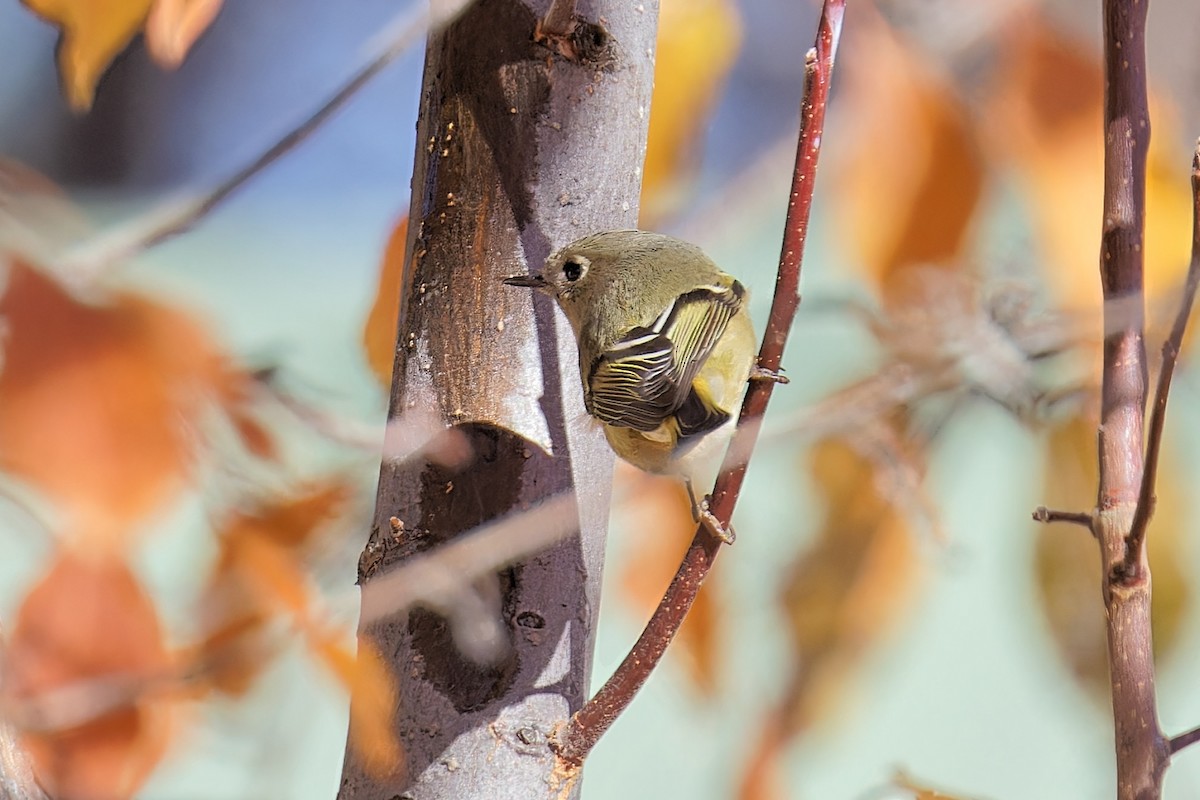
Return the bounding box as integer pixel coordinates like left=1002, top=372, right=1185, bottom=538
left=552, top=0, right=846, bottom=767
left=1125, top=142, right=1200, bottom=572
left=1031, top=506, right=1094, bottom=528
left=1170, top=724, right=1200, bottom=756
left=1096, top=1, right=1168, bottom=797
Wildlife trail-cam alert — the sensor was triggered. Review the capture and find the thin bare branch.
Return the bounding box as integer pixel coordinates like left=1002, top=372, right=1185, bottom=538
left=1170, top=724, right=1200, bottom=755
left=60, top=0, right=476, bottom=284
left=357, top=493, right=579, bottom=627
left=1125, top=140, right=1200, bottom=571
left=1095, top=0, right=1168, bottom=796
left=1032, top=507, right=1094, bottom=528
left=551, top=0, right=846, bottom=766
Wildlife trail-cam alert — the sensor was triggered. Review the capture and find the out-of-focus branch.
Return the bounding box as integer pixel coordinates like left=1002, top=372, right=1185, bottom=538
left=357, top=493, right=578, bottom=627
left=1094, top=1, right=1168, bottom=797
left=551, top=0, right=846, bottom=767
left=60, top=0, right=475, bottom=284
left=1170, top=724, right=1200, bottom=756
left=1125, top=141, right=1200, bottom=571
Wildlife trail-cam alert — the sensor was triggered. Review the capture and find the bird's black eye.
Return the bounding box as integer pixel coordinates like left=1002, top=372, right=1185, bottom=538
left=562, top=260, right=583, bottom=282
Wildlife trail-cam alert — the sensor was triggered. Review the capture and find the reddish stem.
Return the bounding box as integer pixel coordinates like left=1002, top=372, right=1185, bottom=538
left=552, top=0, right=846, bottom=766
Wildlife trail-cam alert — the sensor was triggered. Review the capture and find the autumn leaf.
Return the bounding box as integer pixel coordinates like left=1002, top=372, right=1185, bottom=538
left=197, top=483, right=398, bottom=774
left=985, top=15, right=1191, bottom=314
left=639, top=0, right=742, bottom=226
left=0, top=260, right=260, bottom=552
left=195, top=484, right=352, bottom=695
left=363, top=215, right=409, bottom=387
left=21, top=0, right=222, bottom=110
left=313, top=636, right=403, bottom=778
left=2, top=551, right=174, bottom=800
left=616, top=467, right=721, bottom=694
left=778, top=432, right=922, bottom=736
left=1034, top=414, right=1190, bottom=700
left=734, top=710, right=787, bottom=800
left=831, top=13, right=984, bottom=290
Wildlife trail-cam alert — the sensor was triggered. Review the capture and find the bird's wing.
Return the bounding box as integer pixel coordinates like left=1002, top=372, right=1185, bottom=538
left=586, top=280, right=745, bottom=434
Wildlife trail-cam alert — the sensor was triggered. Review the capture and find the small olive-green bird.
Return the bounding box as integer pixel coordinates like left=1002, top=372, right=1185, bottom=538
left=503, top=230, right=757, bottom=489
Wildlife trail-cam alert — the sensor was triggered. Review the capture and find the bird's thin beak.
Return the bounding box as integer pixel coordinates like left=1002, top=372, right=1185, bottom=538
left=502, top=274, right=548, bottom=289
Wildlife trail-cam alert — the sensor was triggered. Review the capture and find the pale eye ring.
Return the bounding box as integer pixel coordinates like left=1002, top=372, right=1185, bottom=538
left=562, top=260, right=584, bottom=282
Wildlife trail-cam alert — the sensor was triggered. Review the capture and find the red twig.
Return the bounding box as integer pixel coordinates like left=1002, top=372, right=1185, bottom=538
left=1125, top=142, right=1200, bottom=572
left=552, top=0, right=846, bottom=766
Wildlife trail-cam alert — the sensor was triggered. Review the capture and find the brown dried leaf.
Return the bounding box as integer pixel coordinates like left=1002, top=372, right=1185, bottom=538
left=363, top=216, right=409, bottom=387
left=779, top=433, right=921, bottom=736
left=832, top=13, right=983, bottom=289
left=616, top=467, right=721, bottom=695
left=1034, top=415, right=1190, bottom=700
left=3, top=551, right=173, bottom=800
left=639, top=0, right=742, bottom=225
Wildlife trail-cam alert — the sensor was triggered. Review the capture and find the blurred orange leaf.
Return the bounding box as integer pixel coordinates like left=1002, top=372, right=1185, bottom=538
left=0, top=261, right=255, bottom=551
left=3, top=551, right=173, bottom=800
left=224, top=482, right=352, bottom=551
left=639, top=0, right=741, bottom=226
left=363, top=216, right=409, bottom=387
left=832, top=14, right=983, bottom=289
left=734, top=711, right=787, bottom=800
left=616, top=468, right=721, bottom=694
left=21, top=0, right=220, bottom=110
left=197, top=484, right=351, bottom=695
left=1034, top=415, right=1191, bottom=700
left=779, top=433, right=921, bottom=736
left=314, top=636, right=403, bottom=778
left=985, top=15, right=1191, bottom=313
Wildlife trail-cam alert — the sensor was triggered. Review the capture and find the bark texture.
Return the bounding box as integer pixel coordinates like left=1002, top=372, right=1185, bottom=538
left=338, top=1, right=657, bottom=798
left=1097, top=1, right=1168, bottom=797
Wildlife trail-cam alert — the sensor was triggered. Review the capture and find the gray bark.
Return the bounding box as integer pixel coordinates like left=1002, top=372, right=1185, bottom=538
left=338, top=1, right=658, bottom=798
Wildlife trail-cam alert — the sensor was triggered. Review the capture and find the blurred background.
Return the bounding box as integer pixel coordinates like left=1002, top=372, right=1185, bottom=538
left=4, top=0, right=1200, bottom=797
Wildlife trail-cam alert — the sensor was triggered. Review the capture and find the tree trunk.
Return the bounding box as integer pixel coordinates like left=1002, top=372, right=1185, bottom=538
left=338, top=1, right=658, bottom=798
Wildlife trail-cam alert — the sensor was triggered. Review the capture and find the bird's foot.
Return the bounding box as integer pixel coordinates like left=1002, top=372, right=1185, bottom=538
left=698, top=497, right=736, bottom=544
left=749, top=365, right=789, bottom=384
left=685, top=480, right=735, bottom=544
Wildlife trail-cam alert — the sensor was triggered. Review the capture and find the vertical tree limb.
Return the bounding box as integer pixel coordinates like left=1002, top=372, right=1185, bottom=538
left=552, top=0, right=846, bottom=767
left=338, top=1, right=657, bottom=798
left=1096, top=1, right=1169, bottom=797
